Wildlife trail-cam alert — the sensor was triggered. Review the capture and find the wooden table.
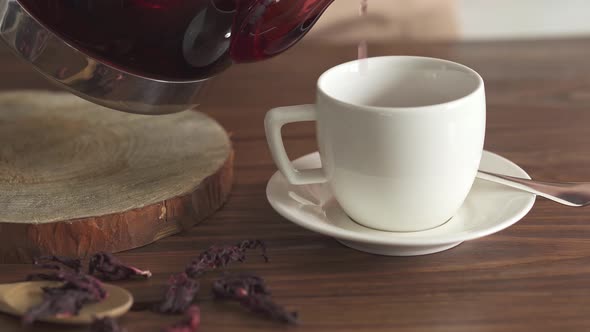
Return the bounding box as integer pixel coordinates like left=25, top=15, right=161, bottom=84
left=1, top=38, right=590, bottom=331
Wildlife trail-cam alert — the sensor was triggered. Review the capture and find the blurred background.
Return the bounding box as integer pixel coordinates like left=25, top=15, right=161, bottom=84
left=308, top=0, right=590, bottom=42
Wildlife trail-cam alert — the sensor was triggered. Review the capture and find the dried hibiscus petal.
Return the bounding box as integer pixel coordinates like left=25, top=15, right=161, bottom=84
left=26, top=272, right=66, bottom=282
left=61, top=273, right=108, bottom=301
left=212, top=274, right=270, bottom=299
left=24, top=289, right=89, bottom=324
left=91, top=316, right=127, bottom=332
left=33, top=255, right=82, bottom=273
left=23, top=274, right=106, bottom=324
left=26, top=263, right=106, bottom=302
left=27, top=255, right=83, bottom=281
left=185, top=240, right=268, bottom=278
left=212, top=274, right=298, bottom=325
left=239, top=293, right=299, bottom=325
left=157, top=273, right=200, bottom=314
left=162, top=305, right=201, bottom=332
left=89, top=252, right=152, bottom=281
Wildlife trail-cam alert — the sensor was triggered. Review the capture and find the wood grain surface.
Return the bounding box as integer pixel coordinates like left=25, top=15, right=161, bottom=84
left=1, top=38, right=590, bottom=331
left=0, top=91, right=233, bottom=262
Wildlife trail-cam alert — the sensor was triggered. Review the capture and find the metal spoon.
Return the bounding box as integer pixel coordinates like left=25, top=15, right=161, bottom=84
left=0, top=281, right=133, bottom=324
left=477, top=170, right=590, bottom=207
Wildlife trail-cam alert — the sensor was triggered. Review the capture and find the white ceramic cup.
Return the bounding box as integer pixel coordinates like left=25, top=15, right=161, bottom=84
left=265, top=56, right=486, bottom=232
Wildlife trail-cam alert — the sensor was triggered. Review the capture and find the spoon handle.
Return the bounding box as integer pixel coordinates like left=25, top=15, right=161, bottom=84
left=0, top=283, right=18, bottom=316
left=476, top=170, right=590, bottom=207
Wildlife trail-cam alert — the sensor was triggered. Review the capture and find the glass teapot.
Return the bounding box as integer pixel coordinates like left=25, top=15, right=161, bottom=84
left=0, top=0, right=334, bottom=114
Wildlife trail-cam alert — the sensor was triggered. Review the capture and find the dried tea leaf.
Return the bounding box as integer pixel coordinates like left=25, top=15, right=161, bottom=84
left=89, top=252, right=152, bottom=281
left=162, top=306, right=201, bottom=332
left=91, top=317, right=127, bottom=332
left=185, top=240, right=268, bottom=278
left=157, top=273, right=200, bottom=314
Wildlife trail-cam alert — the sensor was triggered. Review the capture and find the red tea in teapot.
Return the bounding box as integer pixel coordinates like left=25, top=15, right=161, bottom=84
left=18, top=0, right=334, bottom=80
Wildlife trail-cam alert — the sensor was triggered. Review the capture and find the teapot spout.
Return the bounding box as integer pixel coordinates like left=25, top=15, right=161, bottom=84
left=230, top=0, right=335, bottom=62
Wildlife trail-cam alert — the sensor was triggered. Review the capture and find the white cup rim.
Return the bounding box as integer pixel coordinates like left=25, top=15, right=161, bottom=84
left=317, top=55, right=484, bottom=112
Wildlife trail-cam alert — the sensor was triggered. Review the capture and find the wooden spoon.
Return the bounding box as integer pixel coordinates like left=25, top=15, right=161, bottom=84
left=0, top=281, right=133, bottom=324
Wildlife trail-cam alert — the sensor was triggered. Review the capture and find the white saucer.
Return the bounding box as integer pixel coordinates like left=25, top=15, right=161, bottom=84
left=266, top=151, right=536, bottom=256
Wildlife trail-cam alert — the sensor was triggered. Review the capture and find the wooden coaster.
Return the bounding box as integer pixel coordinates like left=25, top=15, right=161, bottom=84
left=0, top=91, right=233, bottom=263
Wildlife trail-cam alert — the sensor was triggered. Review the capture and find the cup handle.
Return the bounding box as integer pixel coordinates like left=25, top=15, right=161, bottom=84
left=265, top=105, right=327, bottom=185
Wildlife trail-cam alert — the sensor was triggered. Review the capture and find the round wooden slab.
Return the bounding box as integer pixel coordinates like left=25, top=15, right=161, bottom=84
left=0, top=91, right=233, bottom=263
